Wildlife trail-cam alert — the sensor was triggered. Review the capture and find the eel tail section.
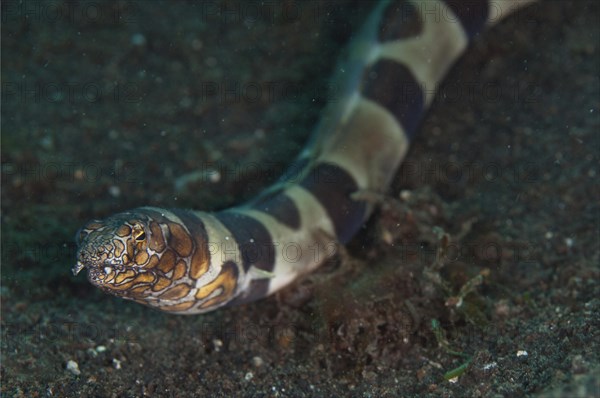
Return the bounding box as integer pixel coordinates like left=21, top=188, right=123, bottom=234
left=73, top=0, right=537, bottom=314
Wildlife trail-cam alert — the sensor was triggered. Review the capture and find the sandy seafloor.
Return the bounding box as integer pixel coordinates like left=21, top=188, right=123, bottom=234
left=1, top=0, right=598, bottom=396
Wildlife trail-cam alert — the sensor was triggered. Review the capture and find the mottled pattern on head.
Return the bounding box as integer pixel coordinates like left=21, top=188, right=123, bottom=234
left=74, top=208, right=239, bottom=313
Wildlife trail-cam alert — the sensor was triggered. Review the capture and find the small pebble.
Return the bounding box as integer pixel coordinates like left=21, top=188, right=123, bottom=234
left=66, top=360, right=81, bottom=375
left=212, top=339, right=223, bottom=352
left=482, top=362, right=498, bottom=371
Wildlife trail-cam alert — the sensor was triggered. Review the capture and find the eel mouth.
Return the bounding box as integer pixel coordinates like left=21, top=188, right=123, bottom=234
left=73, top=248, right=142, bottom=294
left=72, top=261, right=86, bottom=276
left=73, top=238, right=119, bottom=280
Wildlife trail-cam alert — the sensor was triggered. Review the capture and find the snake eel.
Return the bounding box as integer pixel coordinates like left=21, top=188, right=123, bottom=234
left=74, top=0, right=537, bottom=314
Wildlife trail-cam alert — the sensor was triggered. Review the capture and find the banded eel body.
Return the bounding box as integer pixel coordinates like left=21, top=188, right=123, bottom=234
left=74, top=0, right=536, bottom=314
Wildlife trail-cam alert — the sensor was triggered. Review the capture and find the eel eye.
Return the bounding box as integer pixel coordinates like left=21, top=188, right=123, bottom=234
left=134, top=230, right=146, bottom=241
